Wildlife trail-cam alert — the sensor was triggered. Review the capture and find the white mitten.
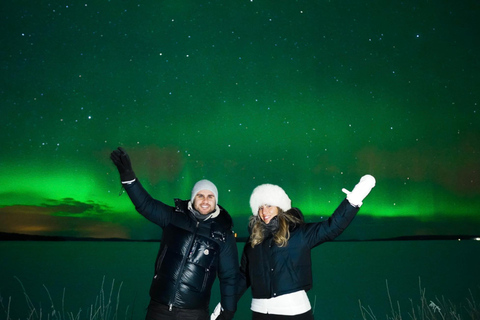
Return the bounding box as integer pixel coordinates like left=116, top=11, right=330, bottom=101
left=342, top=175, right=376, bottom=207
left=210, top=302, right=222, bottom=320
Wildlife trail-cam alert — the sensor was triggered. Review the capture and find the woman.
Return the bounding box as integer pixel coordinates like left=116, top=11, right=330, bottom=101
left=237, top=175, right=376, bottom=320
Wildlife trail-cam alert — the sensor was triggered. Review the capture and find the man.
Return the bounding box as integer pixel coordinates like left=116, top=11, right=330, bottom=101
left=110, top=147, right=238, bottom=320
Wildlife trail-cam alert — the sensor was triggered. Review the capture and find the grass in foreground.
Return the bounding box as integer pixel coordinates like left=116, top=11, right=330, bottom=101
left=0, top=276, right=132, bottom=320
left=359, top=279, right=480, bottom=320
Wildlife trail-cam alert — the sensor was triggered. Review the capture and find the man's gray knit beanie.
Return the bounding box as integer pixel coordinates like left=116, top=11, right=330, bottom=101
left=191, top=179, right=218, bottom=202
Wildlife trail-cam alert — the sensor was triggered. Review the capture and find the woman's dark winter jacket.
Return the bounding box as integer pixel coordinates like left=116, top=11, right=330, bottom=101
left=123, top=180, right=239, bottom=313
left=238, top=199, right=359, bottom=299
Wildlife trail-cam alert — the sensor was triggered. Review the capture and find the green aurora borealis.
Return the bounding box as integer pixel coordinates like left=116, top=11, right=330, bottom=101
left=1, top=1, right=479, bottom=240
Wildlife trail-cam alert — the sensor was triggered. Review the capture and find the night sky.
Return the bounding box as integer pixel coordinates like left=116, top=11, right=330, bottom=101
left=1, top=1, right=479, bottom=240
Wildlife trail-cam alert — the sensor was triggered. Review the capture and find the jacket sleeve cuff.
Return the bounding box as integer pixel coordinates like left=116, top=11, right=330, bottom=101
left=121, top=178, right=136, bottom=185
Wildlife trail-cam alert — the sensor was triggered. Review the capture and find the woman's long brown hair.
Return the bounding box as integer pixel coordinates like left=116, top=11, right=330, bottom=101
left=248, top=208, right=304, bottom=248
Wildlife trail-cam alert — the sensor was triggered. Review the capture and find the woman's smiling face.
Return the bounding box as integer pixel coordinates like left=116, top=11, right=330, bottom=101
left=258, top=205, right=279, bottom=224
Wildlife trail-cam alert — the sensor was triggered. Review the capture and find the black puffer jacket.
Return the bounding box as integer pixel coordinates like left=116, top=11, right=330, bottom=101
left=238, top=199, right=358, bottom=299
left=124, top=180, right=239, bottom=313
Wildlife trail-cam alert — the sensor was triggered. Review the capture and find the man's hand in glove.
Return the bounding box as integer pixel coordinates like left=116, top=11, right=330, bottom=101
left=217, top=309, right=235, bottom=320
left=210, top=303, right=235, bottom=320
left=342, top=174, right=376, bottom=207
left=110, top=147, right=136, bottom=182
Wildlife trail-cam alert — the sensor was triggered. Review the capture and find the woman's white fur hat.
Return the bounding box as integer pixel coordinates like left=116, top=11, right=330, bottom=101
left=249, top=184, right=291, bottom=215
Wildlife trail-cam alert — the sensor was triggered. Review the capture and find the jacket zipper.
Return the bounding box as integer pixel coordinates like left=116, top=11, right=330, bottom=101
left=202, top=268, right=210, bottom=291
left=267, top=238, right=275, bottom=297
left=168, top=220, right=200, bottom=310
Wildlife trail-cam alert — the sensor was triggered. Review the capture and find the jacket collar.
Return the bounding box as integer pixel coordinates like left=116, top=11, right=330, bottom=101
left=187, top=200, right=221, bottom=221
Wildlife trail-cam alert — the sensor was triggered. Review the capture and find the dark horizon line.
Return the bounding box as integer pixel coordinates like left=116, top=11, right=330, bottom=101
left=1, top=232, right=479, bottom=243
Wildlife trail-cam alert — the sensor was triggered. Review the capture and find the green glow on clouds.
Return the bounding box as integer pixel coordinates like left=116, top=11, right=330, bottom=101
left=1, top=0, right=479, bottom=239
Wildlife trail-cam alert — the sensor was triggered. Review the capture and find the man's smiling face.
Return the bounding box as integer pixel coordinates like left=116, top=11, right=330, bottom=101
left=193, top=190, right=216, bottom=215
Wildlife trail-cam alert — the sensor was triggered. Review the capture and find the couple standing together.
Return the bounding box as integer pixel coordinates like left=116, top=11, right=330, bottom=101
left=110, top=147, right=376, bottom=320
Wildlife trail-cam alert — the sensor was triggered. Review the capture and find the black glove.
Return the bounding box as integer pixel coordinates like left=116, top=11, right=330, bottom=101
left=217, top=309, right=235, bottom=320
left=110, top=147, right=136, bottom=181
